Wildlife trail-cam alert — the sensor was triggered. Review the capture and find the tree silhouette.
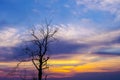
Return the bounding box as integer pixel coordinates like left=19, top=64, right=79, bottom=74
left=23, top=20, right=58, bottom=80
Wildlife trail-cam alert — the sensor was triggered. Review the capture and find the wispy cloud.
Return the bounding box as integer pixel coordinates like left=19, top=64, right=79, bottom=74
left=0, top=27, right=21, bottom=47
left=75, top=0, right=120, bottom=21
left=55, top=23, right=120, bottom=56
left=0, top=23, right=120, bottom=63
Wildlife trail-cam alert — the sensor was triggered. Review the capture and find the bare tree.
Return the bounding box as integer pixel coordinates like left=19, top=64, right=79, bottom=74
left=24, top=20, right=58, bottom=80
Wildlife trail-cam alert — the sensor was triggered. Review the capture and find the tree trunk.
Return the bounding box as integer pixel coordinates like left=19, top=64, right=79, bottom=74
left=38, top=69, right=42, bottom=80
left=38, top=57, right=43, bottom=80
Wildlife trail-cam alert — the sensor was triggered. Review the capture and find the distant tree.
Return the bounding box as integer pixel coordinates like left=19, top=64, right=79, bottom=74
left=23, top=20, right=58, bottom=80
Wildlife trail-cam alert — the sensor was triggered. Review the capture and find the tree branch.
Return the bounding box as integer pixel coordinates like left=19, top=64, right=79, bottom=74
left=32, top=59, right=39, bottom=71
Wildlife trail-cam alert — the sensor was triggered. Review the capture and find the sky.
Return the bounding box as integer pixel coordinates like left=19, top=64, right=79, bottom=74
left=0, top=0, right=120, bottom=80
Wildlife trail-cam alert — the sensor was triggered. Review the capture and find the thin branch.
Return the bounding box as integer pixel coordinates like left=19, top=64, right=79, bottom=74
left=42, top=57, right=49, bottom=63
left=32, top=59, right=39, bottom=71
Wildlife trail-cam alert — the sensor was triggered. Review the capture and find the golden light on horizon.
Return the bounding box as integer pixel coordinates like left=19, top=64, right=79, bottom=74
left=48, top=59, right=80, bottom=65
left=0, top=54, right=120, bottom=78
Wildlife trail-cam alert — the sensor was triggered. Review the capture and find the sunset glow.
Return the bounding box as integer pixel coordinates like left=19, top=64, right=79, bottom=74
left=0, top=0, right=120, bottom=80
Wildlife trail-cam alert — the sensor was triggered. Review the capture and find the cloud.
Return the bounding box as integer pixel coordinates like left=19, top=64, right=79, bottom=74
left=83, top=29, right=120, bottom=44
left=0, top=27, right=27, bottom=62
left=94, top=47, right=120, bottom=55
left=56, top=21, right=99, bottom=41
left=0, top=27, right=120, bottom=77
left=19, top=24, right=120, bottom=56
left=0, top=27, right=21, bottom=47
left=0, top=46, right=27, bottom=62
left=48, top=54, right=120, bottom=79
left=54, top=23, right=120, bottom=55
left=81, top=29, right=120, bottom=55
left=0, top=24, right=120, bottom=63
left=49, top=40, right=90, bottom=54
left=75, top=0, right=120, bottom=21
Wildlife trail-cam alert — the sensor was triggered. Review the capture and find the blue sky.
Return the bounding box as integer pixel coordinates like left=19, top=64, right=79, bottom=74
left=0, top=0, right=120, bottom=80
left=0, top=0, right=120, bottom=28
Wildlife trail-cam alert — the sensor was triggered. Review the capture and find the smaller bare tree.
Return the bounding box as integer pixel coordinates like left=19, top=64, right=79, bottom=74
left=24, top=20, right=58, bottom=80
